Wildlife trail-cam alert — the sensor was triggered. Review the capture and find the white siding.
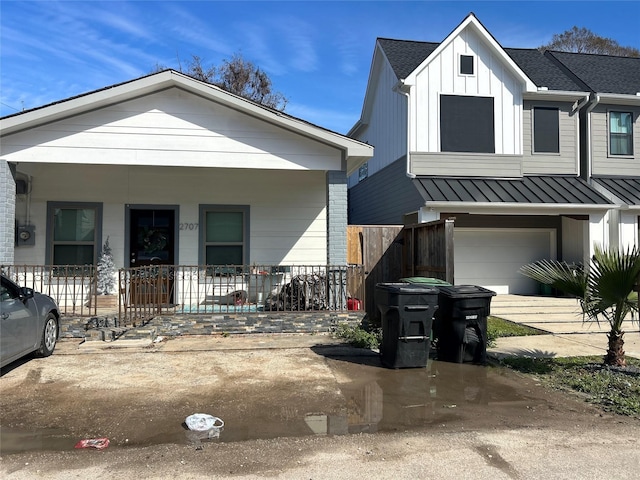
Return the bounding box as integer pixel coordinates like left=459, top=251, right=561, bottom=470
left=412, top=27, right=523, bottom=155
left=348, top=58, right=407, bottom=187
left=13, top=164, right=327, bottom=267
left=1, top=88, right=342, bottom=172
left=590, top=104, right=640, bottom=177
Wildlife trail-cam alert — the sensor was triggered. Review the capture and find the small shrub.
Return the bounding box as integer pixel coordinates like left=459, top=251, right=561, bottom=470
left=334, top=323, right=382, bottom=350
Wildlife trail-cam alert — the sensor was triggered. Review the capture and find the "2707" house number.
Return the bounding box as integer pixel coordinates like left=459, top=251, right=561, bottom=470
left=179, top=223, right=199, bottom=230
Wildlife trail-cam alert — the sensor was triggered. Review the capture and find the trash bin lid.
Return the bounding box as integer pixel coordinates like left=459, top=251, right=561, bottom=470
left=376, top=282, right=439, bottom=294
left=400, top=277, right=452, bottom=286
left=437, top=285, right=496, bottom=298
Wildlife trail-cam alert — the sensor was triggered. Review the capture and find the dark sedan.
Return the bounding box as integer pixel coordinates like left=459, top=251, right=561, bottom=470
left=1, top=274, right=60, bottom=368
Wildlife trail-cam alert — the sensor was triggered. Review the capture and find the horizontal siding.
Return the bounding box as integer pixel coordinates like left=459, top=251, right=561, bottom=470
left=348, top=157, right=424, bottom=224
left=1, top=88, right=342, bottom=171
left=522, top=101, right=579, bottom=175
left=13, top=164, right=328, bottom=267
left=591, top=104, right=640, bottom=176
left=410, top=152, right=523, bottom=177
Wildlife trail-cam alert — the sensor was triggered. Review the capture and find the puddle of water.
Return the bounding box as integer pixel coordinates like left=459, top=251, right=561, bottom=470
left=0, top=356, right=535, bottom=453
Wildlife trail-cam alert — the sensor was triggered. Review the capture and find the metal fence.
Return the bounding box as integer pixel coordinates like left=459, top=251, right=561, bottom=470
left=118, top=264, right=365, bottom=325
left=0, top=264, right=98, bottom=316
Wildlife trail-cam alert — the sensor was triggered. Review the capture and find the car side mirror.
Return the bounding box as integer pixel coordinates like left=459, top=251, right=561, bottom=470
left=20, top=287, right=35, bottom=301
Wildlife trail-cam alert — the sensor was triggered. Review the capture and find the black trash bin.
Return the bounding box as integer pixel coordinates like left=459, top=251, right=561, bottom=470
left=434, top=285, right=496, bottom=364
left=375, top=283, right=439, bottom=369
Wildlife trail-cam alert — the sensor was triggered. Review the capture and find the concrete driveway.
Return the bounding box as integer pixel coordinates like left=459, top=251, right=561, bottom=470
left=489, top=295, right=640, bottom=359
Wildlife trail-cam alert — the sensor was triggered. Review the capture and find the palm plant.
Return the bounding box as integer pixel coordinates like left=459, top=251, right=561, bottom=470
left=520, top=245, right=640, bottom=366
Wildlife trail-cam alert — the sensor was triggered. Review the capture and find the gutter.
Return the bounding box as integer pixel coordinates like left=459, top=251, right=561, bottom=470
left=423, top=200, right=617, bottom=212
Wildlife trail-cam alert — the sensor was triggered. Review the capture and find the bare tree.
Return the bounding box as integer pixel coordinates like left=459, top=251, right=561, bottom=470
left=540, top=26, right=640, bottom=57
left=153, top=54, right=288, bottom=111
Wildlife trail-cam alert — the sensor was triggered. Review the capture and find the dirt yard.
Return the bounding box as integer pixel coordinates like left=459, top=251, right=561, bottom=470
left=1, top=335, right=639, bottom=479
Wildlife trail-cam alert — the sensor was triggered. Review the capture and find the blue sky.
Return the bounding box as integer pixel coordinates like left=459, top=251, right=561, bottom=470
left=1, top=0, right=639, bottom=133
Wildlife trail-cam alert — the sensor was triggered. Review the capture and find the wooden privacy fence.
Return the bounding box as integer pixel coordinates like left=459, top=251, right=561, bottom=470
left=348, top=219, right=455, bottom=323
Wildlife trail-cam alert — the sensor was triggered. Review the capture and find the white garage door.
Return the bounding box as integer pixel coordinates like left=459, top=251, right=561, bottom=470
left=454, top=228, right=555, bottom=294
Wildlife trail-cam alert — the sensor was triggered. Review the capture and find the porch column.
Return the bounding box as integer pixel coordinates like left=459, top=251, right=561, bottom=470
left=619, top=211, right=639, bottom=251
left=0, top=160, right=16, bottom=264
left=585, top=212, right=608, bottom=264
left=326, top=170, right=347, bottom=265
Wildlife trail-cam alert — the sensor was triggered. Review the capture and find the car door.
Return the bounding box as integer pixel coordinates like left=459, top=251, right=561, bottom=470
left=1, top=277, right=39, bottom=365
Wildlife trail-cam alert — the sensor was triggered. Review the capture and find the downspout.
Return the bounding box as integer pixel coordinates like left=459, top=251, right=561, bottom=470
left=584, top=94, right=600, bottom=181
left=395, top=80, right=414, bottom=179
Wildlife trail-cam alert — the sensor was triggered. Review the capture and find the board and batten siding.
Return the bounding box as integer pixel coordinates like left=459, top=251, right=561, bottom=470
left=411, top=27, right=523, bottom=156
left=348, top=157, right=424, bottom=225
left=12, top=164, right=328, bottom=268
left=522, top=101, right=579, bottom=175
left=590, top=104, right=640, bottom=177
left=1, top=87, right=343, bottom=172
left=348, top=57, right=407, bottom=188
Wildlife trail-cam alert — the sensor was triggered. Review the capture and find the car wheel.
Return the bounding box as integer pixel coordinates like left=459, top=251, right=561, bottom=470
left=37, top=313, right=58, bottom=357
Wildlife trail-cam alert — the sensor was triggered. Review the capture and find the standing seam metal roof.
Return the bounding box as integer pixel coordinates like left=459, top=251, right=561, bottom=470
left=592, top=177, right=640, bottom=205
left=414, top=176, right=613, bottom=205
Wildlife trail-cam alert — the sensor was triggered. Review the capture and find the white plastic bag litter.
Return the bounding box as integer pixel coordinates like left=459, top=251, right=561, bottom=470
left=185, top=413, right=224, bottom=432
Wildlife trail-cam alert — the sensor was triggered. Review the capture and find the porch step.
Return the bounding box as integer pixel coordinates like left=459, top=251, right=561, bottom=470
left=84, top=327, right=129, bottom=342
left=119, top=325, right=158, bottom=341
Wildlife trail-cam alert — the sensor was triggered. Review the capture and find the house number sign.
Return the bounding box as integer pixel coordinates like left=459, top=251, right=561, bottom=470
left=179, top=223, right=199, bottom=230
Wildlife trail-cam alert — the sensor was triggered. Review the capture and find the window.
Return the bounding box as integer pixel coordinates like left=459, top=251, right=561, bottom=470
left=460, top=55, right=474, bottom=75
left=609, top=111, right=633, bottom=156
left=358, top=162, right=368, bottom=182
left=440, top=95, right=495, bottom=153
left=533, top=107, right=560, bottom=153
left=46, top=202, right=102, bottom=266
left=200, top=205, right=249, bottom=266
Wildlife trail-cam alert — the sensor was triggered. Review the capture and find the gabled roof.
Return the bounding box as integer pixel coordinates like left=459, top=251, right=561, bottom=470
left=377, top=38, right=439, bottom=80
left=414, top=176, right=614, bottom=209
left=545, top=51, right=640, bottom=95
left=0, top=69, right=373, bottom=172
left=377, top=39, right=585, bottom=92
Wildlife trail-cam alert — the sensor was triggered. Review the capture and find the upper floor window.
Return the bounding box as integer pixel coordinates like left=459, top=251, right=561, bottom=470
left=609, top=111, right=633, bottom=156
left=46, top=202, right=102, bottom=266
left=358, top=162, right=368, bottom=182
left=199, top=205, right=249, bottom=266
left=533, top=107, right=559, bottom=153
left=459, top=55, right=474, bottom=75
left=440, top=95, right=495, bottom=153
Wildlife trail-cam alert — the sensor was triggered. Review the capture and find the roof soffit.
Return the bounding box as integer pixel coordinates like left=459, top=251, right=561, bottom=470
left=402, top=14, right=537, bottom=92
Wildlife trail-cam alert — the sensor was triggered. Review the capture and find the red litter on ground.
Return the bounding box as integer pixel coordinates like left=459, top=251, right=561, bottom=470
left=74, top=438, right=110, bottom=450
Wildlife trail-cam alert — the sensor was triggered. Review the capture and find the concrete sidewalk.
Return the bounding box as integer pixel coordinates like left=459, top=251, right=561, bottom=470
left=488, top=294, right=640, bottom=360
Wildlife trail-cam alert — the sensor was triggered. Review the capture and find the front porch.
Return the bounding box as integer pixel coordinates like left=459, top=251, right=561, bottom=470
left=1, top=264, right=367, bottom=340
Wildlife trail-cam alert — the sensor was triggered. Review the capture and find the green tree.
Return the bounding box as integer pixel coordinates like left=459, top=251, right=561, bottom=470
left=520, top=245, right=640, bottom=366
left=540, top=26, right=640, bottom=57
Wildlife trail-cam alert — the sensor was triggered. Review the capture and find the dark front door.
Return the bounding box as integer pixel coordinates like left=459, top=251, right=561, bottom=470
left=129, top=209, right=175, bottom=267
left=128, top=209, right=176, bottom=306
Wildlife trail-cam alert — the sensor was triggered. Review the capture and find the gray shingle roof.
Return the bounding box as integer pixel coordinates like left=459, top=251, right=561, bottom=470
left=592, top=177, right=640, bottom=205
left=377, top=36, right=640, bottom=94
left=414, top=176, right=612, bottom=205
left=377, top=38, right=439, bottom=79
left=504, top=49, right=584, bottom=91
left=545, top=51, right=640, bottom=95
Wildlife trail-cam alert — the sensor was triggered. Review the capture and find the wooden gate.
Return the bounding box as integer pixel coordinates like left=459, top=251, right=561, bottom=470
left=348, top=219, right=455, bottom=322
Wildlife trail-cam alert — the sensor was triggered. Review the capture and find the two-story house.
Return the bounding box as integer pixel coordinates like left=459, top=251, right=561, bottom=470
left=543, top=51, right=640, bottom=252
left=347, top=13, right=637, bottom=294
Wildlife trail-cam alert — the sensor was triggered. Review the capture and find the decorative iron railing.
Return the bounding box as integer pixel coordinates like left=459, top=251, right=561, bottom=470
left=0, top=264, right=98, bottom=316
left=118, top=264, right=365, bottom=325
